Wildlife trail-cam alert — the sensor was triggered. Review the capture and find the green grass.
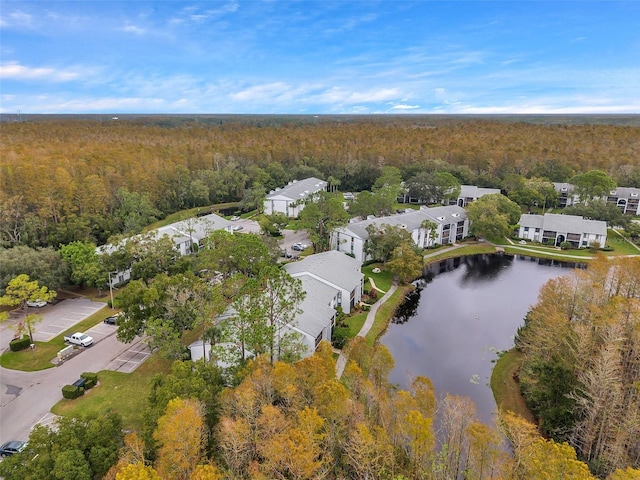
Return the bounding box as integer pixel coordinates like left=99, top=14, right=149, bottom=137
left=607, top=229, right=640, bottom=255
left=365, top=285, right=413, bottom=345
left=51, top=354, right=171, bottom=432
left=490, top=349, right=535, bottom=423
left=344, top=311, right=367, bottom=337
left=362, top=263, right=394, bottom=292
left=424, top=244, right=497, bottom=265
left=0, top=307, right=117, bottom=371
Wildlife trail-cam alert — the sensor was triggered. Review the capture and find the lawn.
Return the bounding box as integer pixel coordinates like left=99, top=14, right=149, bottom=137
left=365, top=285, right=413, bottom=345
left=362, top=263, right=394, bottom=292
left=344, top=311, right=367, bottom=337
left=424, top=244, right=496, bottom=265
left=52, top=354, right=172, bottom=432
left=490, top=349, right=535, bottom=423
left=607, top=228, right=640, bottom=255
left=0, top=307, right=118, bottom=371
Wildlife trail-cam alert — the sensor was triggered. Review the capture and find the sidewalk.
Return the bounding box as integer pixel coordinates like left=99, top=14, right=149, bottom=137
left=335, top=282, right=398, bottom=378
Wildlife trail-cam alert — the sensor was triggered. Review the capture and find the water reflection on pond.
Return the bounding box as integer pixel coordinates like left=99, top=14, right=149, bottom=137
left=381, top=254, right=582, bottom=424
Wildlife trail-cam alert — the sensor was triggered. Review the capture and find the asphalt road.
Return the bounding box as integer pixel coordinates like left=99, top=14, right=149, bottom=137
left=0, top=301, right=150, bottom=445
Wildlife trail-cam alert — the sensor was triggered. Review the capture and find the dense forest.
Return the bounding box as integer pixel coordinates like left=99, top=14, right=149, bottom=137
left=1, top=117, right=639, bottom=247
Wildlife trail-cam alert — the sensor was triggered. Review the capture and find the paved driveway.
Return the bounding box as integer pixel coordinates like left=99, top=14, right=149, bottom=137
left=0, top=299, right=151, bottom=445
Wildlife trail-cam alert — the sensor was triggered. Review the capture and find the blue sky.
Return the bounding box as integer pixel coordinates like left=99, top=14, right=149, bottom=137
left=1, top=1, right=639, bottom=114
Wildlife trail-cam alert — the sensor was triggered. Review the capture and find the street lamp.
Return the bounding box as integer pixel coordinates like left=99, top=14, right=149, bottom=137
left=108, top=271, right=117, bottom=308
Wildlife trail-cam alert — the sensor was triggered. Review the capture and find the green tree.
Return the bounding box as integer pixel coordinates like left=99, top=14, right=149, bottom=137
left=60, top=240, right=108, bottom=294
left=466, top=193, right=521, bottom=240
left=0, top=274, right=57, bottom=310
left=297, top=191, right=349, bottom=252
left=0, top=411, right=123, bottom=480
left=115, top=187, right=162, bottom=234
left=386, top=242, right=423, bottom=285
left=364, top=224, right=412, bottom=263
left=569, top=170, right=617, bottom=205
left=0, top=245, right=68, bottom=294
left=218, top=266, right=306, bottom=365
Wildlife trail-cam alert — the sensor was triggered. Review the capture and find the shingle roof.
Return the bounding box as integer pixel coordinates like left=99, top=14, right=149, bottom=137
left=520, top=213, right=607, bottom=235
left=96, top=213, right=231, bottom=254
left=459, top=185, right=501, bottom=198
left=266, top=177, right=327, bottom=201
left=293, top=275, right=339, bottom=337
left=609, top=187, right=640, bottom=199
left=284, top=250, right=363, bottom=292
left=338, top=205, right=467, bottom=240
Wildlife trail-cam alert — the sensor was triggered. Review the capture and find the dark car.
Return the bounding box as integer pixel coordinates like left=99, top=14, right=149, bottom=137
left=103, top=313, right=122, bottom=325
left=0, top=440, right=27, bottom=457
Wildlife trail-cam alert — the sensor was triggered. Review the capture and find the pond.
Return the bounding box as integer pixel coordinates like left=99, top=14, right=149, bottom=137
left=380, top=253, right=583, bottom=424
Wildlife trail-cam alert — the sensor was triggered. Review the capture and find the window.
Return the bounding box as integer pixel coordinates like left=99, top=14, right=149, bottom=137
left=524, top=227, right=529, bottom=232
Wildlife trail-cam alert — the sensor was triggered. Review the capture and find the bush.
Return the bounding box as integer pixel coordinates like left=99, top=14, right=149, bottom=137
left=62, top=384, right=84, bottom=399
left=332, top=327, right=350, bottom=350
left=84, top=379, right=95, bottom=389
left=80, top=372, right=98, bottom=384
left=9, top=335, right=31, bottom=352
left=559, top=241, right=572, bottom=250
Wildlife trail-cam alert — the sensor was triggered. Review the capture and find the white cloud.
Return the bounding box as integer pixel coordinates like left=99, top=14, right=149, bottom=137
left=0, top=10, right=34, bottom=29
left=390, top=104, right=420, bottom=110
left=122, top=23, right=147, bottom=35
left=0, top=63, right=79, bottom=81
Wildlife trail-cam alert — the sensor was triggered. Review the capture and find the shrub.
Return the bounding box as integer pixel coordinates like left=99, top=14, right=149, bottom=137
left=80, top=372, right=98, bottom=384
left=62, top=384, right=84, bottom=399
left=84, top=379, right=95, bottom=389
left=9, top=335, right=31, bottom=352
left=559, top=241, right=572, bottom=250
left=332, top=327, right=350, bottom=350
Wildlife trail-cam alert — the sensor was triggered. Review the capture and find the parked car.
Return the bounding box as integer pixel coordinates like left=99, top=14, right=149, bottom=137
left=26, top=299, right=47, bottom=308
left=281, top=249, right=293, bottom=258
left=0, top=440, right=27, bottom=457
left=64, top=332, right=94, bottom=347
left=230, top=215, right=240, bottom=221
left=104, top=312, right=122, bottom=325
left=291, top=242, right=308, bottom=251
left=232, top=225, right=244, bottom=231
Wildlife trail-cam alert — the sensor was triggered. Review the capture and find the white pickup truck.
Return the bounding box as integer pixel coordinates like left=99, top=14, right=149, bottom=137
left=64, top=332, right=94, bottom=347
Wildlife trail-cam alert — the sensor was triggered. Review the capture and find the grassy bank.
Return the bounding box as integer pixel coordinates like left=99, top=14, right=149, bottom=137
left=490, top=349, right=535, bottom=423
left=424, top=244, right=497, bottom=264
left=365, top=285, right=413, bottom=346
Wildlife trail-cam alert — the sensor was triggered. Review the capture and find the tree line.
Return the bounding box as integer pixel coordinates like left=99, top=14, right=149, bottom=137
left=1, top=118, right=639, bottom=248
left=516, top=256, right=640, bottom=477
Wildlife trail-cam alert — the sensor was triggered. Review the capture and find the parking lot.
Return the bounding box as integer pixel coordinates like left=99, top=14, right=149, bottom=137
left=27, top=298, right=107, bottom=342
left=103, top=334, right=151, bottom=373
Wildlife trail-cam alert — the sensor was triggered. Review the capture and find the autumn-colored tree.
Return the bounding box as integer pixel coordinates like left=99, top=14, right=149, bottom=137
left=115, top=463, right=160, bottom=480
left=153, top=398, right=205, bottom=480
left=386, top=241, right=423, bottom=284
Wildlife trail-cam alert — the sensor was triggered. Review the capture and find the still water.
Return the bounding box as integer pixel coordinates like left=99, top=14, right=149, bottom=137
left=380, top=254, right=582, bottom=424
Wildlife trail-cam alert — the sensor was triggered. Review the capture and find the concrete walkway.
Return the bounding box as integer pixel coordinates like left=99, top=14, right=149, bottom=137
left=335, top=282, right=398, bottom=378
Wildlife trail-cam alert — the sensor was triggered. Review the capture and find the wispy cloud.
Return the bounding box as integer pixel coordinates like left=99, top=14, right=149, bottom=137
left=0, top=62, right=80, bottom=81
left=122, top=23, right=147, bottom=35
left=0, top=10, right=34, bottom=29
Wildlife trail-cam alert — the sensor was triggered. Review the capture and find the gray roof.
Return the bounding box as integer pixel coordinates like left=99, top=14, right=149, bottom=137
left=459, top=185, right=501, bottom=198
left=284, top=250, right=363, bottom=292
left=339, top=205, right=467, bottom=240
left=520, top=213, right=607, bottom=235
left=608, top=187, right=640, bottom=199
left=519, top=214, right=545, bottom=229
left=266, top=177, right=327, bottom=201
left=293, top=275, right=339, bottom=337
left=96, top=213, right=231, bottom=254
